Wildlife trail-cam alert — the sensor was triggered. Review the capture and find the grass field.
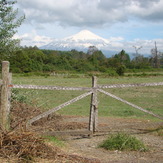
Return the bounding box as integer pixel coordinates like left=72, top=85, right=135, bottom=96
left=12, top=75, right=163, bottom=121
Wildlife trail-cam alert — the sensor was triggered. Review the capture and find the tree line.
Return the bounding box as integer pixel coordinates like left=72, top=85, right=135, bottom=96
left=5, top=46, right=163, bottom=76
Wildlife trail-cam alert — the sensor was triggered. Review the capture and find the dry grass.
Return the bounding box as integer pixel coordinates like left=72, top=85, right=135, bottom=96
left=0, top=100, right=100, bottom=162
left=0, top=127, right=58, bottom=162
left=0, top=127, right=101, bottom=163
left=10, top=101, right=87, bottom=132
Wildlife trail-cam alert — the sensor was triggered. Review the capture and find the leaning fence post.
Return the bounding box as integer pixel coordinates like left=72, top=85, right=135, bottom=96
left=0, top=61, right=10, bottom=130
left=89, top=76, right=98, bottom=132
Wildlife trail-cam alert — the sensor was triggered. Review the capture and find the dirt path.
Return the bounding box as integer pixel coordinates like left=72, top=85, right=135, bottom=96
left=63, top=116, right=163, bottom=163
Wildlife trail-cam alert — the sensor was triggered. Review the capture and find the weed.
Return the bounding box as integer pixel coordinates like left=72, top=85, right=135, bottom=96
left=123, top=110, right=135, bottom=116
left=99, top=132, right=148, bottom=152
left=11, top=89, right=28, bottom=103
left=44, top=136, right=65, bottom=147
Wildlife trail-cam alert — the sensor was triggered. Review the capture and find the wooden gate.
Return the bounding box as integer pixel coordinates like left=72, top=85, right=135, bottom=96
left=0, top=61, right=163, bottom=133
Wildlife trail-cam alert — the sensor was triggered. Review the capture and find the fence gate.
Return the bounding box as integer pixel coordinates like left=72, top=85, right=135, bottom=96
left=0, top=61, right=163, bottom=133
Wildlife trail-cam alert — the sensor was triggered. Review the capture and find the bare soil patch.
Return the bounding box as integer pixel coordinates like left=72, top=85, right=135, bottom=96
left=64, top=116, right=163, bottom=163
left=1, top=101, right=162, bottom=162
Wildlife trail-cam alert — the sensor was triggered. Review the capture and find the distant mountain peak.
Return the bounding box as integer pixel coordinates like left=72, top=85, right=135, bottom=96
left=64, top=30, right=109, bottom=43
left=40, top=29, right=110, bottom=51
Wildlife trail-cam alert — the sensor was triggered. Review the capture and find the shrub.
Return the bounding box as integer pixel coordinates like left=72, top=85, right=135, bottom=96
left=106, top=69, right=118, bottom=76
left=99, top=132, right=148, bottom=151
left=116, top=65, right=126, bottom=76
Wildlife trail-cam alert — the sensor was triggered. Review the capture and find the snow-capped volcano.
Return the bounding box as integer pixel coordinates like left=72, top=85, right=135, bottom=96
left=40, top=30, right=110, bottom=51
left=64, top=30, right=109, bottom=43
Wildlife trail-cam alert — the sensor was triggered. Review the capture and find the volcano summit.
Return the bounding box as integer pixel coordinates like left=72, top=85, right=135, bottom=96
left=40, top=30, right=110, bottom=51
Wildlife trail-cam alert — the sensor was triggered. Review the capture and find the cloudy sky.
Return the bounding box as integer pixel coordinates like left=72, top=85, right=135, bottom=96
left=15, top=0, right=163, bottom=54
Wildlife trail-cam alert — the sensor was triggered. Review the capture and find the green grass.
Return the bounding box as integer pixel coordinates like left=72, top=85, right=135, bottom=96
left=13, top=74, right=163, bottom=86
left=12, top=75, right=163, bottom=121
left=44, top=136, right=65, bottom=147
left=12, top=75, right=92, bottom=87
left=98, top=86, right=163, bottom=119
left=99, top=132, right=148, bottom=151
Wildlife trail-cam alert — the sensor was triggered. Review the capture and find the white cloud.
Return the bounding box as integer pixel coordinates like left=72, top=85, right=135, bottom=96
left=17, top=0, right=163, bottom=28
left=126, top=0, right=163, bottom=21
left=14, top=30, right=54, bottom=47
left=109, top=37, right=124, bottom=42
left=117, top=38, right=163, bottom=54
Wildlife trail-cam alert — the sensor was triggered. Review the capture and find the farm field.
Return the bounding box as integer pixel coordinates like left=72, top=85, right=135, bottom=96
left=12, top=75, right=163, bottom=121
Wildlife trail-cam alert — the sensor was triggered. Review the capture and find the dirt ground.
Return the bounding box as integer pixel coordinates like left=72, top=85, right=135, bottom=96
left=61, top=116, right=163, bottom=163
left=2, top=102, right=162, bottom=163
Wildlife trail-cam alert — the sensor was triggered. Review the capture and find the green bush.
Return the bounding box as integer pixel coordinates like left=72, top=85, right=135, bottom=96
left=99, top=132, right=148, bottom=151
left=116, top=65, right=126, bottom=76
left=106, top=69, right=118, bottom=76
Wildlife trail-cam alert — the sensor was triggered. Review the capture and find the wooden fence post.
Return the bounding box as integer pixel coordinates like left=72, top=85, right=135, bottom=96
left=93, top=76, right=98, bottom=132
left=89, top=76, right=98, bottom=132
left=0, top=61, right=10, bottom=130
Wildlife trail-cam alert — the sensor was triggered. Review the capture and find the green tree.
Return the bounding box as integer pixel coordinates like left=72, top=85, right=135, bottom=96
left=106, top=57, right=121, bottom=68
left=88, top=50, right=106, bottom=70
left=116, top=65, right=126, bottom=76
left=114, top=50, right=130, bottom=67
left=10, top=50, right=32, bottom=73
left=131, top=55, right=150, bottom=69
left=0, top=0, right=25, bottom=61
left=87, top=46, right=98, bottom=55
